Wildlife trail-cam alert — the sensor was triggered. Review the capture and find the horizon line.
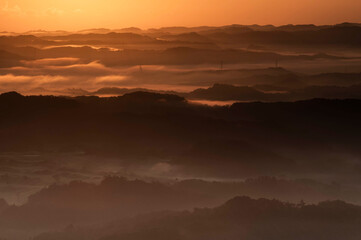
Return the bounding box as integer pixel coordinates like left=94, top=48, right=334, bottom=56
left=1, top=21, right=360, bottom=34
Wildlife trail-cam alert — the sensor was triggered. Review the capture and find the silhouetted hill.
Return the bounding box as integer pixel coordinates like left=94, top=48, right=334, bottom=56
left=116, top=27, right=143, bottom=34
left=2, top=44, right=346, bottom=67
left=203, top=25, right=361, bottom=46
left=0, top=91, right=78, bottom=114
left=120, top=91, right=185, bottom=103
left=0, top=93, right=360, bottom=180
left=2, top=175, right=361, bottom=239
left=43, top=32, right=157, bottom=44
left=187, top=83, right=361, bottom=101
left=4, top=23, right=361, bottom=51
left=92, top=87, right=149, bottom=95
left=188, top=84, right=283, bottom=101
left=199, top=25, right=253, bottom=35
left=153, top=26, right=216, bottom=34
left=34, top=196, right=361, bottom=240
left=0, top=35, right=52, bottom=47
left=0, top=91, right=24, bottom=100
left=276, top=24, right=320, bottom=32
left=0, top=177, right=210, bottom=229
left=159, top=32, right=212, bottom=43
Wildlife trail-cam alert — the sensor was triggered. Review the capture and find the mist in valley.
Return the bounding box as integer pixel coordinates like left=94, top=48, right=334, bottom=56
left=1, top=21, right=361, bottom=239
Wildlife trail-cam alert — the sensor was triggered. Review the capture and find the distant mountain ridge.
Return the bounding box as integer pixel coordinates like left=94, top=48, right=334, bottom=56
left=7, top=22, right=361, bottom=36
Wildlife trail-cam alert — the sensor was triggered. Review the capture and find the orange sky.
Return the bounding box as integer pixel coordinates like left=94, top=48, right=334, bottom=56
left=1, top=0, right=361, bottom=32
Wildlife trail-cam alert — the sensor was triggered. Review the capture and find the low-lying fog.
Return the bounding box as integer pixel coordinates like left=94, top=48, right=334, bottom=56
left=1, top=23, right=361, bottom=240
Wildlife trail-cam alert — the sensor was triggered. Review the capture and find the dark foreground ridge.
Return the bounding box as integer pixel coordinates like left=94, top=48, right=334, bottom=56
left=34, top=195, right=361, bottom=240
left=0, top=92, right=361, bottom=179
left=2, top=176, right=359, bottom=231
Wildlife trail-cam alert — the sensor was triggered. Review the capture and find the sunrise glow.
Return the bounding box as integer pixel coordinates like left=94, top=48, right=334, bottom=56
left=1, top=0, right=361, bottom=32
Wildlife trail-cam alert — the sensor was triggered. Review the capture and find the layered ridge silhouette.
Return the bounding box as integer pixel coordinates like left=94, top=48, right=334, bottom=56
left=33, top=195, right=361, bottom=240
